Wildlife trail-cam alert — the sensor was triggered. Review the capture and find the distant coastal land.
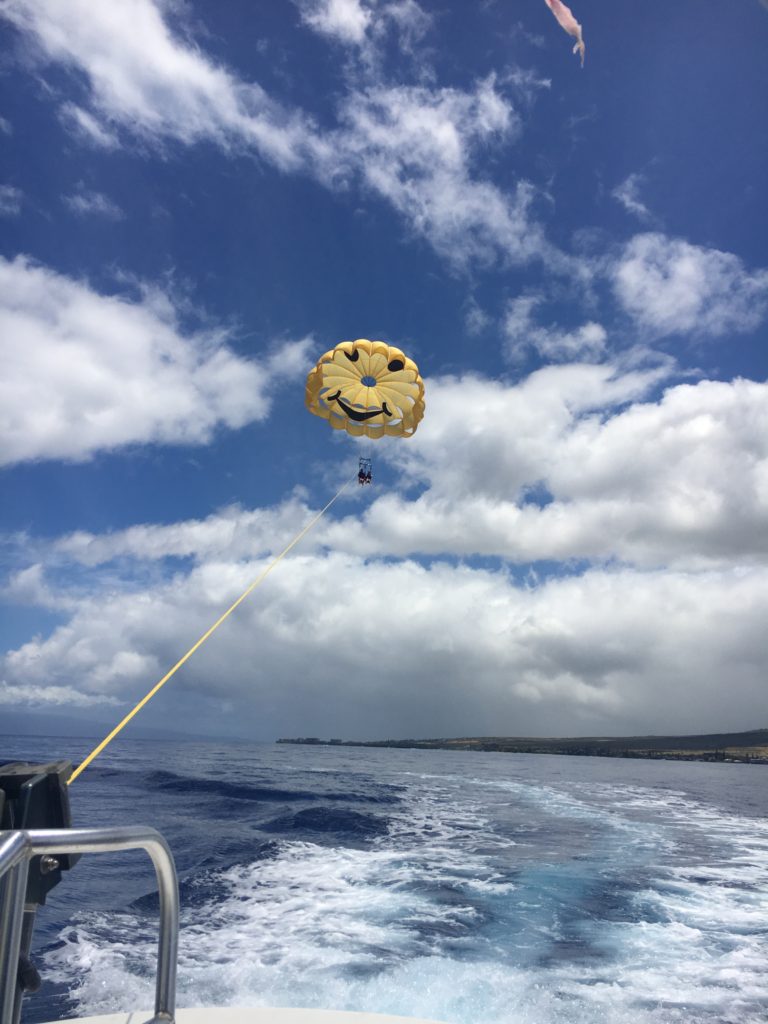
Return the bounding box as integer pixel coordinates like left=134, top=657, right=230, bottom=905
left=277, top=729, right=768, bottom=764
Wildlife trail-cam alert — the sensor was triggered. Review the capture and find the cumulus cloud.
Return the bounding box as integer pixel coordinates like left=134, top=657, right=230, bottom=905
left=614, top=233, right=768, bottom=338
left=0, top=256, right=312, bottom=465
left=49, top=498, right=317, bottom=568
left=3, top=564, right=68, bottom=609
left=320, top=366, right=768, bottom=570
left=14, top=358, right=767, bottom=576
left=5, top=356, right=768, bottom=736
left=64, top=186, right=124, bottom=219
left=0, top=184, right=23, bottom=216
left=2, top=551, right=767, bottom=736
left=504, top=294, right=607, bottom=363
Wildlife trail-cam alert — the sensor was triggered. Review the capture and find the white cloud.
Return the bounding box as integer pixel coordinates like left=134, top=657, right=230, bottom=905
left=50, top=497, right=316, bottom=568
left=382, top=0, right=431, bottom=46
left=0, top=115, right=12, bottom=134
left=502, top=67, right=551, bottom=100
left=64, top=187, right=124, bottom=219
left=2, top=551, right=766, bottom=736
left=320, top=366, right=768, bottom=570
left=7, top=356, right=768, bottom=735
left=337, top=78, right=558, bottom=268
left=0, top=684, right=120, bottom=708
left=300, top=0, right=373, bottom=45
left=504, top=294, right=607, bottom=363
left=3, top=564, right=67, bottom=609
left=0, top=682, right=120, bottom=708
left=464, top=299, right=491, bottom=336
left=298, top=0, right=430, bottom=52
left=0, top=256, right=312, bottom=465
left=15, top=359, right=768, bottom=576
left=614, top=233, right=768, bottom=338
left=2, top=0, right=324, bottom=170
left=59, top=102, right=120, bottom=149
left=0, top=184, right=23, bottom=216
left=611, top=173, right=653, bottom=224
left=2, top=0, right=564, bottom=272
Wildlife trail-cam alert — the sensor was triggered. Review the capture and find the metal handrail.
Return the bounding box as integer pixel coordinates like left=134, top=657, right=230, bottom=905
left=0, top=826, right=179, bottom=1024
left=0, top=834, right=29, bottom=1024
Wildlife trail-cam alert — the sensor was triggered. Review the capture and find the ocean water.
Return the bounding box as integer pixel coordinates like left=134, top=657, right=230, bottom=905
left=2, top=736, right=767, bottom=1024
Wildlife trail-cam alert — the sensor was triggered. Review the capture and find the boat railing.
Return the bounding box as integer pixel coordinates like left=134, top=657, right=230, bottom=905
left=0, top=826, right=179, bottom=1024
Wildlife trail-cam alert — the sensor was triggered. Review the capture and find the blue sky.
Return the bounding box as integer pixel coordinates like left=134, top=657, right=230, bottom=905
left=1, top=0, right=767, bottom=744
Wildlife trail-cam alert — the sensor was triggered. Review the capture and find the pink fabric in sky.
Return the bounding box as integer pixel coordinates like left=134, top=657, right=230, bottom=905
left=543, top=0, right=586, bottom=67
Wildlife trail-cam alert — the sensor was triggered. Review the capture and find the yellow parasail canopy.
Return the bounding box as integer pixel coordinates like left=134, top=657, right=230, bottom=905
left=305, top=338, right=425, bottom=438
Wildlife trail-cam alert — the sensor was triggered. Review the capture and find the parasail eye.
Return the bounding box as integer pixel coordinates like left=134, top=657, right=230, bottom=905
left=387, top=358, right=405, bottom=372
left=345, top=348, right=360, bottom=362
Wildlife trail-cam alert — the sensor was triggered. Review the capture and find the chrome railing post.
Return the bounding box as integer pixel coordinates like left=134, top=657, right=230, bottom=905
left=0, top=827, right=179, bottom=1024
left=28, top=828, right=179, bottom=1024
left=0, top=832, right=30, bottom=1024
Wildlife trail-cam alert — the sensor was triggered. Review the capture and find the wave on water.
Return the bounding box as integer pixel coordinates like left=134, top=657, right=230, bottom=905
left=34, top=748, right=768, bottom=1024
left=143, top=768, right=403, bottom=805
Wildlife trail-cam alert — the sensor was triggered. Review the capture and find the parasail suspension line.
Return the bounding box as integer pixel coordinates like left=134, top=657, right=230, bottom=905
left=68, top=476, right=356, bottom=785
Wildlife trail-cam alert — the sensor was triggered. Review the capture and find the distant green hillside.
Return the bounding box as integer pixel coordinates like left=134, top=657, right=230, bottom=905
left=278, top=729, right=768, bottom=763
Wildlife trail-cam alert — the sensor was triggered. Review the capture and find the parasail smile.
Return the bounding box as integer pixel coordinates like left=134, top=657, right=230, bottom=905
left=329, top=391, right=393, bottom=422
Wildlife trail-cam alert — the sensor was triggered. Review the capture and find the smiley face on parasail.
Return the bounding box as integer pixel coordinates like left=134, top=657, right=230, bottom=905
left=305, top=339, right=425, bottom=438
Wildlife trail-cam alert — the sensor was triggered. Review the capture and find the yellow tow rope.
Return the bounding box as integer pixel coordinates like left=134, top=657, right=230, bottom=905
left=68, top=477, right=355, bottom=784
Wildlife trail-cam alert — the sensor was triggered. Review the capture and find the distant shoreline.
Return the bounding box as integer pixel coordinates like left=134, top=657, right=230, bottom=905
left=277, top=729, right=768, bottom=765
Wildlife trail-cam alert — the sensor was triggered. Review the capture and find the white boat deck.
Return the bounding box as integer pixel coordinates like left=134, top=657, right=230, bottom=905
left=47, top=1010, right=446, bottom=1024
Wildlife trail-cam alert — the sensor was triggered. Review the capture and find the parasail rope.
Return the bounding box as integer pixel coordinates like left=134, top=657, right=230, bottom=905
left=68, top=476, right=355, bottom=785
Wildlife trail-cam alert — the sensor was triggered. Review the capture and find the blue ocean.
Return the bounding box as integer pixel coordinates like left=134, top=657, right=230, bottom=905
left=4, top=736, right=767, bottom=1024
